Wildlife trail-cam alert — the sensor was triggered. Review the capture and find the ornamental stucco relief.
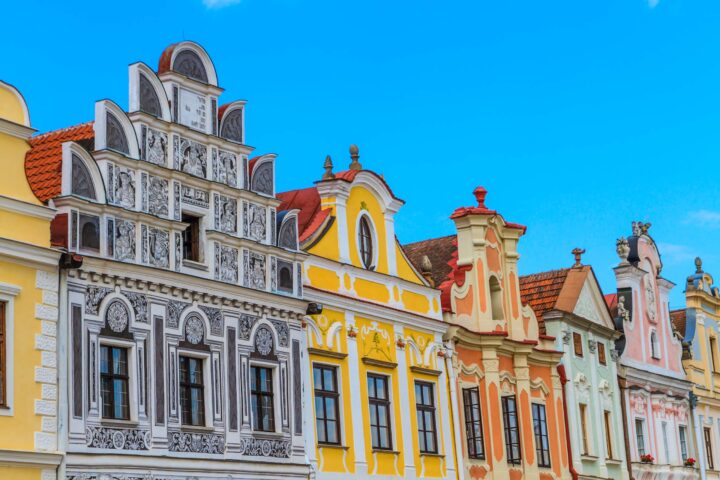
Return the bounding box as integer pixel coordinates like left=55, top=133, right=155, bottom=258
left=244, top=202, right=266, bottom=242
left=215, top=194, right=237, bottom=234
left=244, top=250, right=266, bottom=290
left=214, top=243, right=238, bottom=284
left=114, top=220, right=136, bottom=262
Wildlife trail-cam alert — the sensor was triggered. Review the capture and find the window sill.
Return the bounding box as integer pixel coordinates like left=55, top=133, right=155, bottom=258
left=606, top=458, right=623, bottom=465
left=100, top=419, right=139, bottom=428
left=318, top=444, right=349, bottom=450
left=182, top=259, right=208, bottom=271
left=420, top=452, right=444, bottom=458
left=581, top=454, right=599, bottom=462
left=251, top=430, right=285, bottom=438
left=180, top=425, right=215, bottom=433
left=372, top=449, right=400, bottom=455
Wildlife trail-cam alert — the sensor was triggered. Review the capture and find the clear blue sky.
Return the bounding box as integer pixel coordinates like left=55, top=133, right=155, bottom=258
left=3, top=0, right=719, bottom=308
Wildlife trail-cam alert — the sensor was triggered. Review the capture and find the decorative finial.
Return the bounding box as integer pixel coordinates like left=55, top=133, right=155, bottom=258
left=473, top=186, right=488, bottom=208
left=322, top=155, right=335, bottom=180
left=640, top=222, right=651, bottom=235
left=631, top=221, right=640, bottom=237
left=572, top=248, right=586, bottom=268
left=695, top=256, right=703, bottom=274
left=349, top=144, right=362, bottom=171
left=420, top=255, right=434, bottom=287
left=616, top=237, right=630, bottom=265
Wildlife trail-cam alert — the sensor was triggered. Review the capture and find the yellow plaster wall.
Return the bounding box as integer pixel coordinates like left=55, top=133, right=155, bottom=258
left=0, top=85, right=28, bottom=126
left=306, top=265, right=341, bottom=293
left=354, top=278, right=390, bottom=304
left=0, top=260, right=45, bottom=451
left=307, top=198, right=340, bottom=262
left=0, top=210, right=51, bottom=247
left=346, top=187, right=389, bottom=273
left=0, top=465, right=46, bottom=480
left=402, top=289, right=431, bottom=315
left=0, top=134, right=40, bottom=206
left=395, top=242, right=424, bottom=285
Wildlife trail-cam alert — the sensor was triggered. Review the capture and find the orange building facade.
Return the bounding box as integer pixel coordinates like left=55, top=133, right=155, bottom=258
left=405, top=187, right=571, bottom=480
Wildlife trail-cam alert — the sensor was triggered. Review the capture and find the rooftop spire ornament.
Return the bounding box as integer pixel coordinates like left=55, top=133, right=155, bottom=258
left=616, top=237, right=630, bottom=265
left=322, top=155, right=335, bottom=180
left=349, top=144, right=362, bottom=171
left=696, top=256, right=703, bottom=274
left=572, top=247, right=586, bottom=268
left=420, top=255, right=434, bottom=287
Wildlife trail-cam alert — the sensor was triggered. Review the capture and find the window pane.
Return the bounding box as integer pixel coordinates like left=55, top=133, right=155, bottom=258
left=324, top=368, right=335, bottom=391
left=326, top=420, right=338, bottom=443
left=325, top=398, right=337, bottom=420
left=313, top=367, right=322, bottom=390
left=378, top=405, right=388, bottom=427
left=316, top=417, right=327, bottom=443
left=368, top=376, right=376, bottom=398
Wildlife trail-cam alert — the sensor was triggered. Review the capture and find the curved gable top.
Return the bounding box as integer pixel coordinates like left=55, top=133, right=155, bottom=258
left=158, top=41, right=218, bottom=87
left=61, top=142, right=107, bottom=204
left=128, top=62, right=172, bottom=121
left=94, top=100, right=140, bottom=159
left=218, top=101, right=245, bottom=143
left=0, top=80, right=30, bottom=126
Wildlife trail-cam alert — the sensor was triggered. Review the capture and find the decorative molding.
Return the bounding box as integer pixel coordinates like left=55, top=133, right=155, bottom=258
left=361, top=357, right=397, bottom=369
left=0, top=282, right=21, bottom=297
left=239, top=437, right=291, bottom=458
left=167, top=430, right=225, bottom=454
left=0, top=117, right=35, bottom=139
left=410, top=365, right=442, bottom=376
left=0, top=195, right=55, bottom=220
left=0, top=449, right=62, bottom=467
left=85, top=425, right=150, bottom=450
left=307, top=347, right=348, bottom=359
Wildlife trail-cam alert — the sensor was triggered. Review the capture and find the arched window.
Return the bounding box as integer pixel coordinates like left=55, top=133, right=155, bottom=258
left=650, top=331, right=660, bottom=359
left=358, top=216, right=374, bottom=269
left=489, top=276, right=504, bottom=320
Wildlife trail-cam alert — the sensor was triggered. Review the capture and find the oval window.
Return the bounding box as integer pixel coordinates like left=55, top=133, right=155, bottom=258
left=358, top=216, right=374, bottom=269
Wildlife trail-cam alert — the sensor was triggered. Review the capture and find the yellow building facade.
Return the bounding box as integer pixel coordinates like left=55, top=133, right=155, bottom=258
left=677, top=258, right=720, bottom=479
left=0, top=81, right=62, bottom=479
left=279, top=149, right=461, bottom=480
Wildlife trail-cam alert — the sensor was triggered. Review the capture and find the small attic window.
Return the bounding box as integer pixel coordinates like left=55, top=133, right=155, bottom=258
left=359, top=215, right=374, bottom=270
left=71, top=154, right=96, bottom=200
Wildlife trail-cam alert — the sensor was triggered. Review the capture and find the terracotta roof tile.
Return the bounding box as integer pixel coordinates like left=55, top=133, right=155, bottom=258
left=670, top=309, right=687, bottom=337
left=403, top=235, right=457, bottom=288
left=277, top=187, right=332, bottom=243
left=25, top=122, right=95, bottom=203
left=519, top=269, right=571, bottom=320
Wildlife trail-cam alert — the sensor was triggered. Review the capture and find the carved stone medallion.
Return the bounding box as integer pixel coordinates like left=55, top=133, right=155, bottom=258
left=184, top=314, right=204, bottom=344
left=255, top=326, right=273, bottom=356
left=106, top=300, right=130, bottom=333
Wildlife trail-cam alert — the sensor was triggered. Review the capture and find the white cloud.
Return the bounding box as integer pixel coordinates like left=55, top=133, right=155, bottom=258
left=203, top=0, right=241, bottom=8
left=688, top=210, right=720, bottom=229
left=657, top=242, right=695, bottom=264
left=648, top=0, right=660, bottom=8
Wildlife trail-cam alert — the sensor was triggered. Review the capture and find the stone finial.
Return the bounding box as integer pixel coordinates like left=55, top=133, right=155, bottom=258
left=474, top=186, right=488, bottom=208
left=640, top=222, right=651, bottom=235
left=633, top=221, right=651, bottom=236
left=322, top=155, right=335, bottom=180
left=420, top=255, right=434, bottom=287
left=349, top=144, right=362, bottom=171
left=616, top=237, right=630, bottom=265
left=695, top=256, right=703, bottom=274
left=572, top=247, right=586, bottom=268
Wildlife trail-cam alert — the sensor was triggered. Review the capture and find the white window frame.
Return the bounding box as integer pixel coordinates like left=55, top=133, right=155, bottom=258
left=98, top=338, right=138, bottom=422
left=249, top=359, right=281, bottom=434
left=0, top=283, right=20, bottom=416
left=176, top=349, right=212, bottom=428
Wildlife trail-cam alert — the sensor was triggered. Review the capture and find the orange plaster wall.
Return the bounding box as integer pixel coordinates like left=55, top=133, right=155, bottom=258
left=499, top=354, right=514, bottom=376
left=477, top=259, right=487, bottom=314
left=456, top=290, right=474, bottom=317
left=519, top=389, right=535, bottom=466
left=486, top=245, right=501, bottom=274
left=509, top=271, right=519, bottom=319
left=489, top=382, right=503, bottom=462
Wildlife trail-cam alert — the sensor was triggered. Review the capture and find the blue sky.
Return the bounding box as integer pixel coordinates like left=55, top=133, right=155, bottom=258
left=3, top=0, right=720, bottom=308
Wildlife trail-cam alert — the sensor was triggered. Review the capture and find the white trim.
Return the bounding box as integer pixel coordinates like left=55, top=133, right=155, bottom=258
left=248, top=360, right=281, bottom=434
left=0, top=117, right=35, bottom=139
left=0, top=195, right=55, bottom=220
left=128, top=62, right=172, bottom=122
left=61, top=142, right=107, bottom=203
left=97, top=338, right=139, bottom=422
left=356, top=212, right=379, bottom=271
left=218, top=101, right=246, bottom=144
left=0, top=282, right=21, bottom=297
left=176, top=349, right=213, bottom=428
left=0, top=449, right=62, bottom=467
left=0, top=237, right=61, bottom=268
left=169, top=41, right=219, bottom=87
left=94, top=100, right=141, bottom=159
left=0, top=294, right=15, bottom=416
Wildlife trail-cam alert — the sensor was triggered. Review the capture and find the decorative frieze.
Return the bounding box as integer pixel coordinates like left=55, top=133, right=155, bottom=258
left=167, top=300, right=190, bottom=329
left=85, top=286, right=112, bottom=315
left=239, top=437, right=291, bottom=458
left=214, top=194, right=237, bottom=234
left=167, top=430, right=225, bottom=454
left=239, top=314, right=258, bottom=340
left=214, top=243, right=238, bottom=284
left=174, top=135, right=207, bottom=178
left=213, top=149, right=237, bottom=187
left=244, top=250, right=266, bottom=290
left=142, top=126, right=167, bottom=166
left=122, top=291, right=148, bottom=323
left=114, top=220, right=136, bottom=262
left=181, top=184, right=209, bottom=209
left=147, top=227, right=170, bottom=269
left=199, top=305, right=223, bottom=337
left=148, top=175, right=169, bottom=217
left=243, top=202, right=266, bottom=242
left=85, top=425, right=150, bottom=450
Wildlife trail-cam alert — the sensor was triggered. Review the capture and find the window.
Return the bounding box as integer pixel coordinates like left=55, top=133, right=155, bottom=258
left=650, top=331, right=660, bottom=359
left=598, top=342, right=607, bottom=365
left=314, top=365, right=340, bottom=445
left=604, top=411, right=613, bottom=459
left=251, top=366, right=275, bottom=432
left=0, top=303, right=5, bottom=407
left=462, top=387, right=485, bottom=459
left=489, top=276, right=503, bottom=320
left=636, top=419, right=646, bottom=456
left=579, top=403, right=589, bottom=455
left=278, top=261, right=293, bottom=293
left=100, top=345, right=130, bottom=420
left=501, top=395, right=521, bottom=464
left=358, top=216, right=374, bottom=269
left=710, top=337, right=718, bottom=372
left=532, top=403, right=551, bottom=468
left=573, top=332, right=583, bottom=357
left=679, top=426, right=688, bottom=461
left=415, top=381, right=437, bottom=454
left=706, top=427, right=715, bottom=470
left=179, top=356, right=205, bottom=426
left=79, top=214, right=100, bottom=252
left=182, top=213, right=201, bottom=262
left=368, top=374, right=392, bottom=450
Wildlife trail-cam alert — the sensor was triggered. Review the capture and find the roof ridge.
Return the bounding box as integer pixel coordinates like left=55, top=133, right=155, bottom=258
left=519, top=267, right=572, bottom=280
left=404, top=234, right=456, bottom=247
left=31, top=121, right=94, bottom=141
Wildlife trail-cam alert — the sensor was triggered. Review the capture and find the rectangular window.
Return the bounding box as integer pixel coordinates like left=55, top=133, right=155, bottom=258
left=636, top=419, right=646, bottom=456
left=711, top=337, right=718, bottom=372
left=502, top=395, right=522, bottom=464
left=462, top=387, right=485, bottom=459
left=679, top=426, right=688, bottom=461
left=0, top=302, right=6, bottom=407
left=100, top=345, right=130, bottom=420
left=706, top=427, right=715, bottom=470
left=368, top=374, right=392, bottom=450
left=182, top=213, right=201, bottom=262
left=580, top=403, right=589, bottom=455
left=604, top=411, right=613, bottom=459
left=415, top=381, right=437, bottom=454
left=251, top=366, right=275, bottom=432
left=598, top=342, right=607, bottom=365
left=179, top=356, right=205, bottom=426
left=313, top=365, right=340, bottom=445
left=532, top=403, right=551, bottom=468
left=573, top=332, right=583, bottom=357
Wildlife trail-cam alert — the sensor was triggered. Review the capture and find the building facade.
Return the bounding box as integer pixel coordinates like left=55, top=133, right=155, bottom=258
left=520, top=261, right=629, bottom=480
left=405, top=187, right=571, bottom=480
left=23, top=42, right=310, bottom=479
left=675, top=258, right=720, bottom=480
left=278, top=151, right=460, bottom=479
left=0, top=81, right=63, bottom=479
left=610, top=222, right=696, bottom=480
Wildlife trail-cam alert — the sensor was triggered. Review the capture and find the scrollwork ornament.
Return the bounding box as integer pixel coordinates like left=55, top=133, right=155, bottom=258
left=255, top=326, right=273, bottom=356
left=185, top=315, right=204, bottom=345
left=106, top=300, right=129, bottom=333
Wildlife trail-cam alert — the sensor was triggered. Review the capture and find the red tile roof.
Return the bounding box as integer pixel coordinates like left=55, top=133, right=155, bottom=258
left=157, top=43, right=178, bottom=76
left=276, top=187, right=332, bottom=243
left=318, top=170, right=404, bottom=203
left=25, top=122, right=95, bottom=203
left=670, top=309, right=687, bottom=337
left=403, top=235, right=457, bottom=288
left=519, top=269, right=571, bottom=320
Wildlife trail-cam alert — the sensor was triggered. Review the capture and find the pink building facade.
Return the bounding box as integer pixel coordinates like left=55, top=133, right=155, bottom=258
left=610, top=222, right=697, bottom=480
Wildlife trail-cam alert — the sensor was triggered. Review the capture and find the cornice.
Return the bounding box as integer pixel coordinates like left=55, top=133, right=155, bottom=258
left=0, top=194, right=56, bottom=220
left=0, top=449, right=62, bottom=468
left=0, top=117, right=36, bottom=139
left=0, top=237, right=61, bottom=268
